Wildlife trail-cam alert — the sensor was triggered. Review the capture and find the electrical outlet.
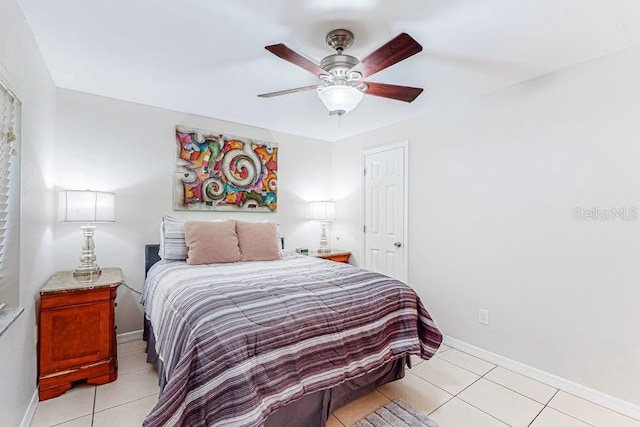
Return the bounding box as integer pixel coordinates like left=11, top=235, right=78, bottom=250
left=479, top=309, right=490, bottom=325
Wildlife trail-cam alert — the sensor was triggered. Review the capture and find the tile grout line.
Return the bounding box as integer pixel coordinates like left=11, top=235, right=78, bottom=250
left=48, top=413, right=93, bottom=427
left=425, top=399, right=452, bottom=418
left=435, top=352, right=496, bottom=377
left=445, top=374, right=514, bottom=425
left=550, top=408, right=598, bottom=427
left=333, top=392, right=389, bottom=427
left=116, top=345, right=147, bottom=356
left=526, top=390, right=561, bottom=427
left=449, top=397, right=513, bottom=426
left=97, top=342, right=638, bottom=427
left=376, top=371, right=454, bottom=417
left=543, top=390, right=599, bottom=427
left=395, top=370, right=472, bottom=418
left=333, top=416, right=346, bottom=427
left=481, top=375, right=556, bottom=406
left=437, top=347, right=450, bottom=355
left=375, top=349, right=635, bottom=427
left=119, top=366, right=152, bottom=376
left=526, top=402, right=546, bottom=427
left=440, top=349, right=586, bottom=426
left=93, top=392, right=160, bottom=416
left=560, top=390, right=640, bottom=424
left=453, top=366, right=541, bottom=427
left=458, top=377, right=543, bottom=408
left=422, top=352, right=623, bottom=427
left=544, top=389, right=558, bottom=406
left=453, top=372, right=484, bottom=397
left=403, top=370, right=456, bottom=399
left=478, top=357, right=618, bottom=427
left=91, top=386, right=96, bottom=426
left=483, top=364, right=499, bottom=377
left=446, top=343, right=640, bottom=423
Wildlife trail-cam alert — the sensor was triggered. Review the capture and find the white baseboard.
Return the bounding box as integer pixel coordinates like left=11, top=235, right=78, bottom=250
left=117, top=329, right=143, bottom=344
left=443, top=336, right=640, bottom=421
left=20, top=388, right=38, bottom=427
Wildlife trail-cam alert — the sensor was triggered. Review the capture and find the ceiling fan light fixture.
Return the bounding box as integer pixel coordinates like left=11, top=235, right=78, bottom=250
left=260, top=31, right=424, bottom=110
left=317, top=85, right=364, bottom=116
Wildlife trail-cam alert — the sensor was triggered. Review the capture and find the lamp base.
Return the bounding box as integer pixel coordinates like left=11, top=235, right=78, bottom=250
left=73, top=265, right=101, bottom=276
left=74, top=224, right=102, bottom=282
left=318, top=221, right=331, bottom=253
left=73, top=265, right=101, bottom=282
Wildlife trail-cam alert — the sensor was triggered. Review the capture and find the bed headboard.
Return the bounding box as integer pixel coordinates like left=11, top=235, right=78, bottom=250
left=144, top=238, right=285, bottom=278
left=145, top=244, right=161, bottom=277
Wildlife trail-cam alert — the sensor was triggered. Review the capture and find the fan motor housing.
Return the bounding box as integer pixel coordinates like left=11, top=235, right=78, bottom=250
left=320, top=54, right=359, bottom=75
left=321, top=29, right=360, bottom=76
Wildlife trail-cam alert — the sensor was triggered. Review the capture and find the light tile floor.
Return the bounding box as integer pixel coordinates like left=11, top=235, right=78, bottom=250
left=31, top=341, right=640, bottom=427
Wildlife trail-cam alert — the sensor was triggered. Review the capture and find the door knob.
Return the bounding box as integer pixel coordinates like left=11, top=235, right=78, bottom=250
left=394, top=242, right=402, bottom=248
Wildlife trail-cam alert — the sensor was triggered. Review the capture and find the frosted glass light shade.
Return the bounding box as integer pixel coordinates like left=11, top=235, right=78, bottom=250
left=317, top=85, right=364, bottom=116
left=309, top=201, right=336, bottom=221
left=58, top=190, right=116, bottom=223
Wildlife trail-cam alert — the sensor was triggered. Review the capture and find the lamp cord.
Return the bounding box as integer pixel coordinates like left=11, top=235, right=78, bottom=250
left=123, top=281, right=142, bottom=295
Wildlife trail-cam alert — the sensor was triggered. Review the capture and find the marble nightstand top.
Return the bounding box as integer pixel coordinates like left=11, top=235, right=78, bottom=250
left=40, top=267, right=123, bottom=294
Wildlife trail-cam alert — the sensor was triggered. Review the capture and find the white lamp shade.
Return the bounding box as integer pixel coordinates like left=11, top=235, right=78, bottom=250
left=58, top=190, right=116, bottom=222
left=317, top=85, right=364, bottom=116
left=309, top=201, right=336, bottom=221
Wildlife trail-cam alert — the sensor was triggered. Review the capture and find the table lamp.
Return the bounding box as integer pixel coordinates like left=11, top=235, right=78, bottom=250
left=58, top=190, right=115, bottom=279
left=309, top=201, right=336, bottom=253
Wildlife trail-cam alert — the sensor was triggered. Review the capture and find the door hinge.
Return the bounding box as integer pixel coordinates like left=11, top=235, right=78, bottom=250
left=363, top=168, right=367, bottom=176
left=363, top=225, right=366, bottom=233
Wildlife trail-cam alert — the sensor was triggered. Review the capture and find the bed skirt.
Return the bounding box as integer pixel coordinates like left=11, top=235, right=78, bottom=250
left=143, top=317, right=408, bottom=427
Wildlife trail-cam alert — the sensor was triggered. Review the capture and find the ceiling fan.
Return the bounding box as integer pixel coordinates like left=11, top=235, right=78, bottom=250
left=258, top=29, right=424, bottom=116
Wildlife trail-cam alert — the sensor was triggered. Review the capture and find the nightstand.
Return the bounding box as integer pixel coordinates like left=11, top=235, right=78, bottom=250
left=38, top=268, right=122, bottom=401
left=309, top=249, right=351, bottom=263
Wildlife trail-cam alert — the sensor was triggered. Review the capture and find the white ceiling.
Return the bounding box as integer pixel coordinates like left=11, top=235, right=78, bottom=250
left=17, top=0, right=640, bottom=141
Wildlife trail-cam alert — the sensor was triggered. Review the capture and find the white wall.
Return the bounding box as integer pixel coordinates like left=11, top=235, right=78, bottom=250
left=54, top=89, right=332, bottom=334
left=0, top=0, right=56, bottom=426
left=333, top=46, right=640, bottom=405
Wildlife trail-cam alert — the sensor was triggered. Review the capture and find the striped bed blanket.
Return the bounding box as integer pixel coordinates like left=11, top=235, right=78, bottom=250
left=141, top=252, right=442, bottom=427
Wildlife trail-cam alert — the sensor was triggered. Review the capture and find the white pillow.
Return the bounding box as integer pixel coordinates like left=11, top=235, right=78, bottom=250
left=158, top=216, right=188, bottom=260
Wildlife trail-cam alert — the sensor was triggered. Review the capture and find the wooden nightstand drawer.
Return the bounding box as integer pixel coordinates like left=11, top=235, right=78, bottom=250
left=40, top=287, right=112, bottom=309
left=40, top=299, right=112, bottom=373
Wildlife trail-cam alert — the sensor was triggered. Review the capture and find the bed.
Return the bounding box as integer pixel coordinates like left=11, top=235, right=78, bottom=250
left=141, top=244, right=442, bottom=427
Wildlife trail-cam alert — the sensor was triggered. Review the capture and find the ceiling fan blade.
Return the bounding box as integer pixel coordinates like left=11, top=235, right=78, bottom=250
left=265, top=44, right=326, bottom=76
left=351, top=33, right=423, bottom=78
left=257, top=85, right=318, bottom=98
left=364, top=82, right=423, bottom=102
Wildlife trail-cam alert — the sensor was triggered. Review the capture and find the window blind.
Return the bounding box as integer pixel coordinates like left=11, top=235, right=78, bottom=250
left=0, top=81, right=17, bottom=308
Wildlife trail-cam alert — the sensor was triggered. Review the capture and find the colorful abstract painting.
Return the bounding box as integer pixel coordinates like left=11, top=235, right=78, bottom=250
left=174, top=126, right=277, bottom=212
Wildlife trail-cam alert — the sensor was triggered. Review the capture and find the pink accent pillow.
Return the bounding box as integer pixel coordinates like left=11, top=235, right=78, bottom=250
left=184, top=220, right=242, bottom=265
left=236, top=221, right=282, bottom=261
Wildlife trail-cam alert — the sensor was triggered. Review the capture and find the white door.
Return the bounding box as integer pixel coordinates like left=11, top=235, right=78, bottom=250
left=363, top=143, right=407, bottom=281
